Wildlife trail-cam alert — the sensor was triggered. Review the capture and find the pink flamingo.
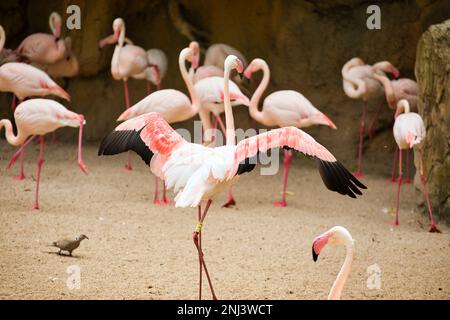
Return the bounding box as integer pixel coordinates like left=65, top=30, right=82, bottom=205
left=116, top=46, right=200, bottom=205
left=204, top=43, right=248, bottom=85
left=99, top=35, right=168, bottom=94
left=103, top=18, right=156, bottom=171
left=312, top=226, right=354, bottom=300
left=1, top=99, right=87, bottom=209
left=16, top=12, right=66, bottom=65
left=392, top=99, right=440, bottom=233
left=342, top=58, right=399, bottom=177
left=36, top=37, right=79, bottom=80
left=98, top=55, right=366, bottom=300
left=244, top=58, right=337, bottom=207
left=372, top=70, right=419, bottom=183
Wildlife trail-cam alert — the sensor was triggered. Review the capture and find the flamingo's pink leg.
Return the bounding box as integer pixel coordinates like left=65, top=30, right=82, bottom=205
left=418, top=148, right=441, bottom=233
left=368, top=104, right=382, bottom=140
left=193, top=200, right=217, bottom=300
left=388, top=147, right=398, bottom=183
left=123, top=80, right=133, bottom=171
left=221, top=188, right=236, bottom=208
left=50, top=131, right=59, bottom=144
left=274, top=149, right=293, bottom=207
left=405, top=149, right=411, bottom=184
left=8, top=135, right=36, bottom=177
left=197, top=205, right=203, bottom=300
left=13, top=144, right=26, bottom=181
left=354, top=101, right=367, bottom=177
left=160, top=180, right=173, bottom=205
left=153, top=177, right=160, bottom=205
left=216, top=115, right=227, bottom=137
left=33, top=136, right=45, bottom=210
left=77, top=118, right=88, bottom=174
left=393, top=149, right=403, bottom=226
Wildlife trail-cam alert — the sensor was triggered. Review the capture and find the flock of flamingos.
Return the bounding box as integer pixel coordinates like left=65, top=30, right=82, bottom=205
left=0, top=13, right=442, bottom=300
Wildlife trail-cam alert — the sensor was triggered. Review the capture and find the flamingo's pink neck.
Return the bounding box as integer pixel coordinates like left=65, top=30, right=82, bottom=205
left=223, top=63, right=236, bottom=146
left=342, top=63, right=367, bottom=99
left=249, top=60, right=272, bottom=127
left=0, top=27, right=5, bottom=52
left=328, top=238, right=354, bottom=300
left=0, top=119, right=27, bottom=146
left=373, top=73, right=395, bottom=108
left=178, top=48, right=200, bottom=113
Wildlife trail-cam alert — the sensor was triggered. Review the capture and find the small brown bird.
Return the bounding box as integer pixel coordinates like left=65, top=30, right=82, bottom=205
left=51, top=234, right=89, bottom=256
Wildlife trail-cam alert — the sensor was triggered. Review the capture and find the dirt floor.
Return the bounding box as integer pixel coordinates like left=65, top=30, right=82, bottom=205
left=0, top=141, right=449, bottom=300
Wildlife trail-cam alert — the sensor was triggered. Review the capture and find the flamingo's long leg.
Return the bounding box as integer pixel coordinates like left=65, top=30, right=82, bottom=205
left=8, top=135, right=36, bottom=180
left=51, top=130, right=58, bottom=144
left=161, top=180, right=173, bottom=205
left=418, top=148, right=441, bottom=233
left=146, top=81, right=152, bottom=95
left=367, top=104, right=382, bottom=140
left=33, top=136, right=45, bottom=210
left=221, top=188, right=236, bottom=208
left=193, top=200, right=217, bottom=300
left=216, top=115, right=227, bottom=138
left=274, top=149, right=293, bottom=207
left=123, top=80, right=133, bottom=171
left=197, top=205, right=203, bottom=300
left=405, top=149, right=411, bottom=184
left=13, top=144, right=26, bottom=181
left=354, top=100, right=367, bottom=177
left=394, top=149, right=403, bottom=226
left=153, top=177, right=160, bottom=205
left=389, top=147, right=398, bottom=182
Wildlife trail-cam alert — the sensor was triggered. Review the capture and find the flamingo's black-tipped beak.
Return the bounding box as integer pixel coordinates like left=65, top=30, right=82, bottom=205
left=312, top=247, right=319, bottom=262
left=239, top=73, right=244, bottom=80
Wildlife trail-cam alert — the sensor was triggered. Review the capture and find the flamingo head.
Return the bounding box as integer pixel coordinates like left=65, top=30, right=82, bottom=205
left=244, top=58, right=262, bottom=79
left=225, top=55, right=244, bottom=76
left=189, top=41, right=200, bottom=69
left=112, top=18, right=124, bottom=42
left=312, top=226, right=353, bottom=262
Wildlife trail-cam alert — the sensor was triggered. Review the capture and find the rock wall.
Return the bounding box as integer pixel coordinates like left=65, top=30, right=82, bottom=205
left=415, top=19, right=450, bottom=221
left=0, top=0, right=449, bottom=173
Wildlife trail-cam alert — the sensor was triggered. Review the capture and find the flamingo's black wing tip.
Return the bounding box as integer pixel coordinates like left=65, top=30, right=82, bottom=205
left=316, top=159, right=367, bottom=198
left=98, top=129, right=153, bottom=165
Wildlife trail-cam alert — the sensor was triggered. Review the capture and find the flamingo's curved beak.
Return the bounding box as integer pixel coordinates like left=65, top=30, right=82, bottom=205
left=312, top=233, right=329, bottom=262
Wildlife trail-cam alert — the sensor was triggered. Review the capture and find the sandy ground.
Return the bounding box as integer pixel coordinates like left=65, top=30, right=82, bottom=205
left=0, top=141, right=449, bottom=300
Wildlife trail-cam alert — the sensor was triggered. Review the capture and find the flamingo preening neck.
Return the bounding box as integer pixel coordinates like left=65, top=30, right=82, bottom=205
left=372, top=72, right=396, bottom=108
left=247, top=59, right=273, bottom=127
left=395, top=99, right=410, bottom=118
left=223, top=56, right=237, bottom=146
left=0, top=119, right=28, bottom=146
left=0, top=26, right=5, bottom=52
left=179, top=48, right=200, bottom=113
left=49, top=12, right=62, bottom=38
left=341, top=59, right=367, bottom=100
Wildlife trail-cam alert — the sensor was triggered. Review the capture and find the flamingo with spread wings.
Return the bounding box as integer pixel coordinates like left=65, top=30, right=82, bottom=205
left=98, top=55, right=366, bottom=300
